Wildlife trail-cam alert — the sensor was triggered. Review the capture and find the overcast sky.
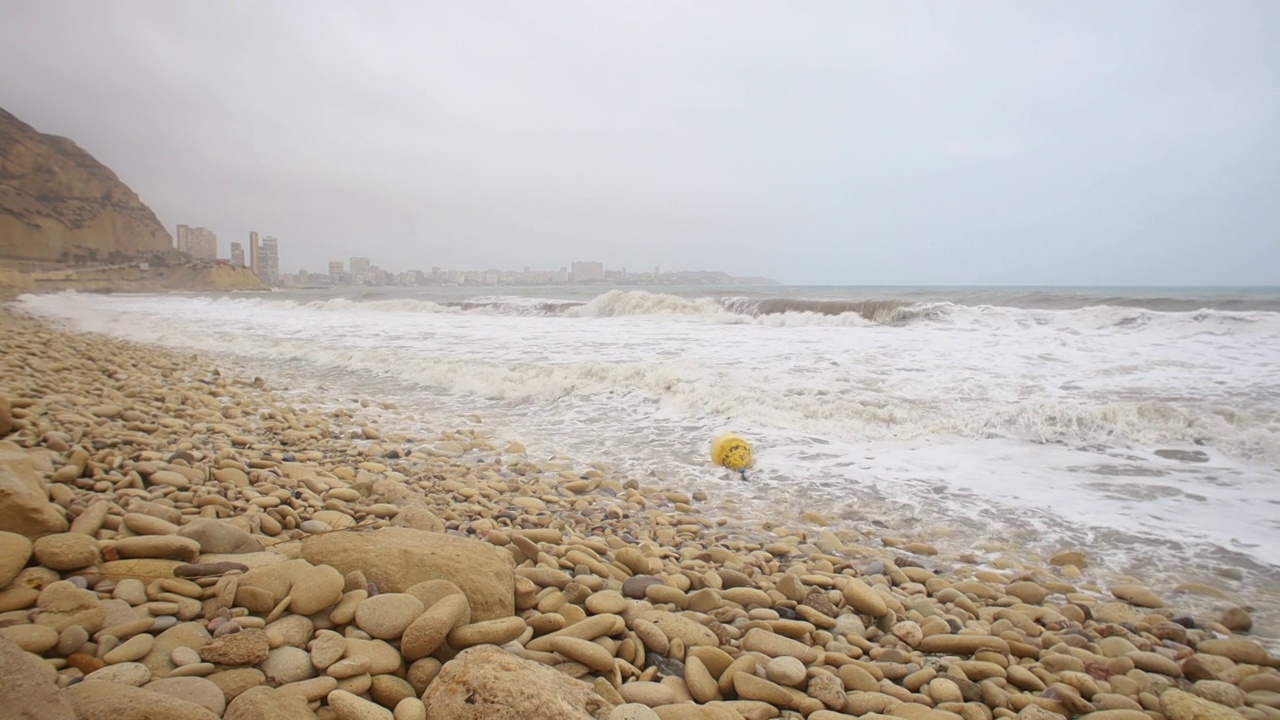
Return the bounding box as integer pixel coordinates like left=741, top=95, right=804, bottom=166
left=2, top=2, right=1277, bottom=285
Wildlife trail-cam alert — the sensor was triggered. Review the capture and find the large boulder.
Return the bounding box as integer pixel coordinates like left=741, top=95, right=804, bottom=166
left=0, top=634, right=76, bottom=720
left=0, top=441, right=68, bottom=539
left=303, top=528, right=514, bottom=621
left=424, top=645, right=614, bottom=720
left=60, top=681, right=221, bottom=720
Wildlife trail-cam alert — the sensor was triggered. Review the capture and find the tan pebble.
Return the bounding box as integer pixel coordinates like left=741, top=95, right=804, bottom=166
left=123, top=512, right=180, bottom=535
left=552, top=636, right=616, bottom=673
left=290, top=564, right=346, bottom=616
left=618, top=681, right=676, bottom=707
left=1126, top=651, right=1182, bottom=678
left=1, top=624, right=60, bottom=653
left=328, top=688, right=395, bottom=720
left=892, top=620, right=924, bottom=647
left=354, top=593, right=424, bottom=640
left=278, top=675, right=339, bottom=702
left=168, top=662, right=217, bottom=677
left=343, top=638, right=402, bottom=676
left=741, top=627, right=821, bottom=664
left=171, top=646, right=202, bottom=666
left=919, top=634, right=1010, bottom=656
left=328, top=589, right=368, bottom=625
left=1241, top=675, right=1280, bottom=694
left=733, top=672, right=794, bottom=706
left=393, top=697, right=427, bottom=720
left=683, top=656, right=719, bottom=704
left=446, top=616, right=527, bottom=649
left=929, top=677, right=966, bottom=704
left=400, top=593, right=469, bottom=661
left=610, top=703, right=662, bottom=720
left=586, top=590, right=629, bottom=615
left=33, top=533, right=100, bottom=571
left=406, top=658, right=442, bottom=695
left=111, top=535, right=201, bottom=561
left=1162, top=688, right=1246, bottom=720
left=841, top=578, right=889, bottom=617
left=103, top=633, right=154, bottom=663
left=336, top=673, right=373, bottom=695
left=765, top=655, right=808, bottom=687
left=85, top=661, right=152, bottom=686
left=143, top=676, right=227, bottom=715
left=1196, top=639, right=1269, bottom=665
left=632, top=618, right=669, bottom=655
left=1078, top=711, right=1154, bottom=720
left=1110, top=584, right=1165, bottom=608
left=327, top=656, right=374, bottom=679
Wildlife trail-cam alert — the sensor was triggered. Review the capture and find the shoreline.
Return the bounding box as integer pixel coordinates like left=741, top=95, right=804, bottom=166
left=1, top=303, right=1278, bottom=719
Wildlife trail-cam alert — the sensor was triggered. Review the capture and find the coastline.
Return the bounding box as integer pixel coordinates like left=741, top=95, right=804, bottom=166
left=1, top=302, right=1277, bottom=719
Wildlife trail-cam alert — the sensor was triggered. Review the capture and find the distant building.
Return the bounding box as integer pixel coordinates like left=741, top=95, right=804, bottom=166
left=259, top=236, right=280, bottom=284
left=349, top=256, right=371, bottom=283
left=249, top=232, right=260, bottom=275
left=328, top=260, right=344, bottom=282
left=175, top=225, right=190, bottom=253
left=571, top=261, right=604, bottom=283
left=230, top=242, right=245, bottom=267
left=179, top=226, right=217, bottom=260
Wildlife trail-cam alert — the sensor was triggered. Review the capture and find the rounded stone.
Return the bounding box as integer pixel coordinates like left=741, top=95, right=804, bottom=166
left=0, top=531, right=33, bottom=587
left=328, top=688, right=395, bottom=720
left=85, top=660, right=153, bottom=686
left=765, top=655, right=808, bottom=687
left=1, top=624, right=59, bottom=653
left=287, top=563, right=345, bottom=615
left=393, top=697, right=427, bottom=720
left=261, top=646, right=316, bottom=685
left=354, top=593, right=425, bottom=640
left=143, top=676, right=227, bottom=716
left=610, top=704, right=662, bottom=720
left=32, top=532, right=99, bottom=571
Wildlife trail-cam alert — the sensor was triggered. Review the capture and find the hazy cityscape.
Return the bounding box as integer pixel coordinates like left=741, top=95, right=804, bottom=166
left=176, top=225, right=773, bottom=287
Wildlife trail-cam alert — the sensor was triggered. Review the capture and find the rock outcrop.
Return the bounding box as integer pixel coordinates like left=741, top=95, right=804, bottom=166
left=0, top=106, right=171, bottom=264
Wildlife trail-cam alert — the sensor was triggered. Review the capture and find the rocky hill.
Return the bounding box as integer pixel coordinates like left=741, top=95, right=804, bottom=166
left=0, top=106, right=172, bottom=264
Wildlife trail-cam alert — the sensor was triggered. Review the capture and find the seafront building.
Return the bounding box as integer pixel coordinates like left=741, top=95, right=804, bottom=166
left=230, top=242, right=245, bottom=268
left=259, top=236, right=279, bottom=284
left=175, top=225, right=217, bottom=260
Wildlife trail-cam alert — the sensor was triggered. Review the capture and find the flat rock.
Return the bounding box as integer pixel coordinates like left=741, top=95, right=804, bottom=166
left=62, top=680, right=221, bottom=720
left=142, top=621, right=211, bottom=678
left=199, top=628, right=270, bottom=666
left=33, top=532, right=99, bottom=570
left=423, top=645, right=615, bottom=719
left=176, top=518, right=264, bottom=554
left=0, top=634, right=76, bottom=720
left=143, top=676, right=228, bottom=716
left=0, top=530, right=33, bottom=586
left=0, top=441, right=69, bottom=539
left=303, top=527, right=515, bottom=621
left=1111, top=584, right=1165, bottom=608
left=355, top=593, right=425, bottom=640
left=1162, top=688, right=1247, bottom=720
left=224, top=686, right=318, bottom=720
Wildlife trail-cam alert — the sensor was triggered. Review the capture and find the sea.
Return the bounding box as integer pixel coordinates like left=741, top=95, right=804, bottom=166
left=18, top=285, right=1280, bottom=641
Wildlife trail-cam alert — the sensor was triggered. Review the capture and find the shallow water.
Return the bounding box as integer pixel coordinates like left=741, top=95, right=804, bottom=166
left=20, top=286, right=1280, bottom=641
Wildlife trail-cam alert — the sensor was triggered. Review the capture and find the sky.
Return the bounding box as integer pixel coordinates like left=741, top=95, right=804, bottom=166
left=1, top=2, right=1278, bottom=285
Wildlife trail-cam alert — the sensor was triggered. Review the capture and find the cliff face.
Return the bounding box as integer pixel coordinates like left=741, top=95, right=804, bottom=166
left=0, top=107, right=172, bottom=263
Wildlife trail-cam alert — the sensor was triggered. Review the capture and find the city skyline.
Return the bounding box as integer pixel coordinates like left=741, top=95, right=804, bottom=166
left=178, top=224, right=767, bottom=287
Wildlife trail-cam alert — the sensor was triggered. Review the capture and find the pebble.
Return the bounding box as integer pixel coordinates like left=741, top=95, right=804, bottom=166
left=3, top=309, right=1279, bottom=720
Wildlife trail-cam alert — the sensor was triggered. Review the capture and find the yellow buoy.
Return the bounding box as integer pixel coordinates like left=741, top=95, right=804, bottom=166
left=711, top=433, right=754, bottom=471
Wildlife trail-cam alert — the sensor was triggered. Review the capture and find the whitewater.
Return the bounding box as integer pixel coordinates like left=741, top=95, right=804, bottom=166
left=18, top=285, right=1280, bottom=638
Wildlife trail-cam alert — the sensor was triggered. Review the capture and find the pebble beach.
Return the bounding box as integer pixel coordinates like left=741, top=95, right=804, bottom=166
left=1, top=302, right=1279, bottom=720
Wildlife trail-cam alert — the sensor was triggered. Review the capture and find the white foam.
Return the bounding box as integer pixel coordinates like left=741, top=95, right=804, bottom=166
left=18, top=290, right=1280, bottom=576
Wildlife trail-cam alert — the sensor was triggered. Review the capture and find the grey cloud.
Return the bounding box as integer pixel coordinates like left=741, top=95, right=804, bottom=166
left=2, top=1, right=1277, bottom=284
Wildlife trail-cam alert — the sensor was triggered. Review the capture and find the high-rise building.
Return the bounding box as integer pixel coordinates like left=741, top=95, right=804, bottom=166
left=349, top=257, right=371, bottom=283
left=249, top=232, right=260, bottom=276
left=328, top=260, right=344, bottom=281
left=230, top=242, right=245, bottom=267
left=570, top=261, right=605, bottom=283
left=259, top=236, right=279, bottom=284
left=177, top=226, right=217, bottom=260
